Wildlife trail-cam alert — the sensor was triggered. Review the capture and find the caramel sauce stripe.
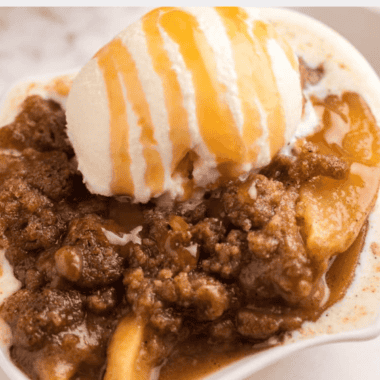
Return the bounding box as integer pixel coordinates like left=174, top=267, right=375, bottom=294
left=111, top=37, right=165, bottom=200
left=243, top=8, right=291, bottom=157
left=218, top=6, right=301, bottom=164
left=124, top=87, right=150, bottom=201
left=157, top=16, right=219, bottom=179
left=96, top=45, right=135, bottom=196
left=119, top=19, right=170, bottom=197
left=159, top=8, right=245, bottom=164
left=143, top=8, right=193, bottom=176
left=215, top=7, right=267, bottom=167
left=231, top=8, right=276, bottom=161
left=187, top=7, right=245, bottom=136
left=219, top=7, right=271, bottom=167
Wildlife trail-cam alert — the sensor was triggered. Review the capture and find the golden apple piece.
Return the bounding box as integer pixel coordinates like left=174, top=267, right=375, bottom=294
left=104, top=315, right=152, bottom=380
left=311, top=92, right=380, bottom=167
left=298, top=162, right=380, bottom=264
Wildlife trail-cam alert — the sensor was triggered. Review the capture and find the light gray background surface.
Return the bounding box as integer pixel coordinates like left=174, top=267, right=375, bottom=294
left=0, top=7, right=379, bottom=380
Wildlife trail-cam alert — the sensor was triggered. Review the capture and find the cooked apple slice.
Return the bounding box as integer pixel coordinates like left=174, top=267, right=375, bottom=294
left=298, top=92, right=380, bottom=266
left=104, top=314, right=152, bottom=380
left=298, top=162, right=380, bottom=264
left=310, top=92, right=380, bottom=166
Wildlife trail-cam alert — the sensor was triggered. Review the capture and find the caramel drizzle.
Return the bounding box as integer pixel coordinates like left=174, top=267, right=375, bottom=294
left=252, top=19, right=287, bottom=155
left=215, top=7, right=263, bottom=163
left=159, top=8, right=244, bottom=164
left=142, top=8, right=192, bottom=173
left=96, top=44, right=134, bottom=195
left=96, top=7, right=297, bottom=197
left=215, top=7, right=290, bottom=159
left=96, top=38, right=165, bottom=196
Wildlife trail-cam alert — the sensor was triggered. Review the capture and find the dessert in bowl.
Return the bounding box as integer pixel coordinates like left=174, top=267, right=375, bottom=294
left=1, top=6, right=380, bottom=380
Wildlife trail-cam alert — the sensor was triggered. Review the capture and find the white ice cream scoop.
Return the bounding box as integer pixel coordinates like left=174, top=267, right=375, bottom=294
left=66, top=7, right=303, bottom=203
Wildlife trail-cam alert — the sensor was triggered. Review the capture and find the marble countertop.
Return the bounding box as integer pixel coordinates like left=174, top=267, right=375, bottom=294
left=0, top=7, right=152, bottom=95
left=1, top=6, right=380, bottom=380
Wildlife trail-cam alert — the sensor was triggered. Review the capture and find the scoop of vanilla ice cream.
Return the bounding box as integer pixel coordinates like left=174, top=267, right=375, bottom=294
left=66, top=7, right=303, bottom=203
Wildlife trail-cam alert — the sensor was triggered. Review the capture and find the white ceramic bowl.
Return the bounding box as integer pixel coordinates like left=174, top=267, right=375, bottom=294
left=1, top=7, right=380, bottom=380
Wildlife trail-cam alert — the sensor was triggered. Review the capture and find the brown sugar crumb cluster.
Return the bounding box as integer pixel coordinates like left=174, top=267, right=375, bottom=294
left=0, top=91, right=362, bottom=380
